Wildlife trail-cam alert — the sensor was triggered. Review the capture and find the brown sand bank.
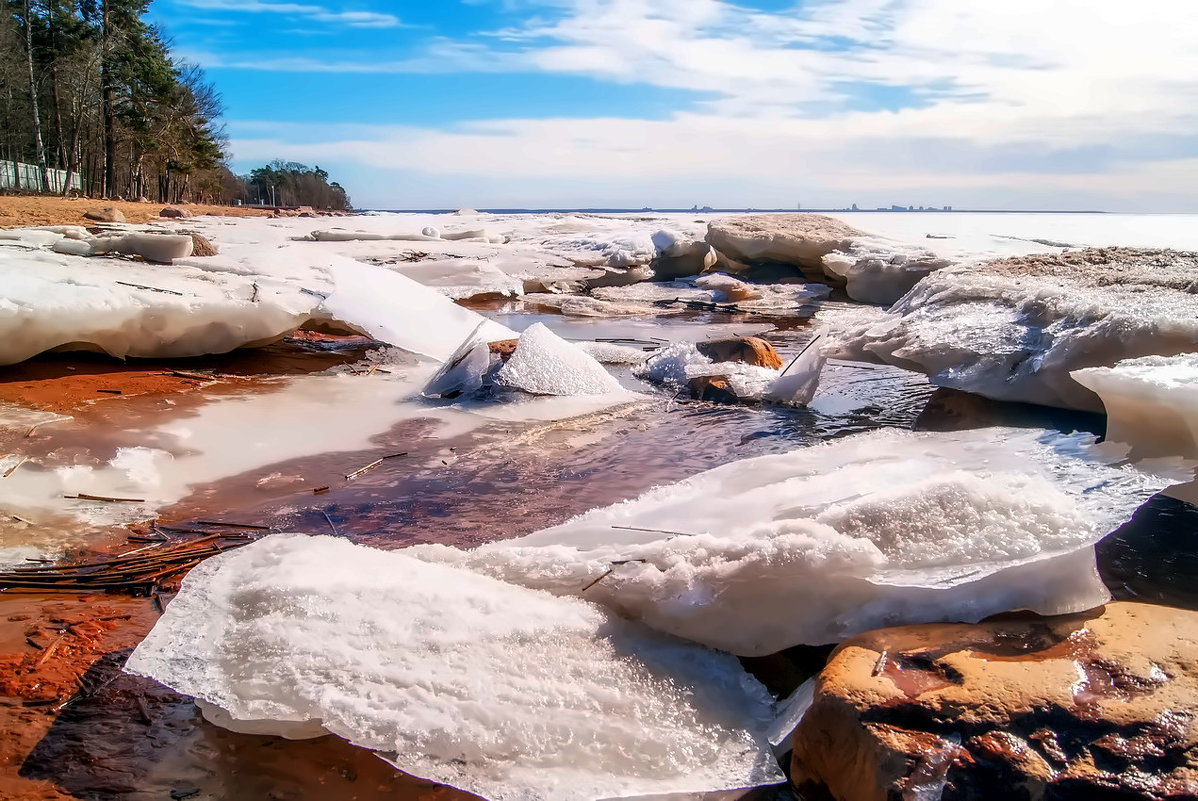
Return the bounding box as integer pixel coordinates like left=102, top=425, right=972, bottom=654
left=0, top=196, right=273, bottom=228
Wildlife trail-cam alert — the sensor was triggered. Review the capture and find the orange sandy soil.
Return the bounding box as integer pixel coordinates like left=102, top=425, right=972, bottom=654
left=0, top=195, right=273, bottom=228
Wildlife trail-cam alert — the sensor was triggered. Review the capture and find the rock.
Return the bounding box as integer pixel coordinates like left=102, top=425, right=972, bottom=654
left=159, top=206, right=192, bottom=219
left=488, top=338, right=519, bottom=362
left=82, top=206, right=125, bottom=223
left=706, top=214, right=861, bottom=280
left=791, top=602, right=1198, bottom=801
left=189, top=233, right=218, bottom=257
left=686, top=375, right=738, bottom=404
left=696, top=337, right=783, bottom=370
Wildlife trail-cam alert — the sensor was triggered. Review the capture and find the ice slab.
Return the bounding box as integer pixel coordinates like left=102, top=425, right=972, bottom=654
left=410, top=428, right=1180, bottom=655
left=1072, top=353, right=1198, bottom=504
left=830, top=248, right=1198, bottom=411
left=497, top=323, right=624, bottom=396
left=125, top=534, right=784, bottom=801
left=633, top=339, right=823, bottom=407
left=0, top=241, right=512, bottom=365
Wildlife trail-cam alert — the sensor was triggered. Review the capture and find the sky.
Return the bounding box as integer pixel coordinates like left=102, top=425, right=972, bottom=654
left=150, top=0, right=1198, bottom=211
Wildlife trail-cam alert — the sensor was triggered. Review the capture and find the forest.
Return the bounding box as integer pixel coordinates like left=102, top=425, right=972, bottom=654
left=1, top=1, right=351, bottom=209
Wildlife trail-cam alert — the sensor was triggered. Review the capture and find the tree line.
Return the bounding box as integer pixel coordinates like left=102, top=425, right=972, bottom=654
left=1, top=1, right=352, bottom=209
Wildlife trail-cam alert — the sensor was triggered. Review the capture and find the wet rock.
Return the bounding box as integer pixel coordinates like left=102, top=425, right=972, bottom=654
left=791, top=602, right=1198, bottom=801
left=82, top=206, right=126, bottom=223
left=189, top=233, right=218, bottom=257
left=686, top=375, right=738, bottom=404
left=159, top=206, right=192, bottom=219
left=696, top=337, right=783, bottom=370
left=488, top=338, right=519, bottom=362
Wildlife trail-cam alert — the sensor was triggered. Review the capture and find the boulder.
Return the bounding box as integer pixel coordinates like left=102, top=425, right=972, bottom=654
left=686, top=375, right=738, bottom=404
left=82, top=206, right=126, bottom=223
left=189, top=233, right=218, bottom=257
left=159, top=206, right=192, bottom=219
left=705, top=214, right=861, bottom=280
left=696, top=337, right=783, bottom=370
left=791, top=602, right=1198, bottom=801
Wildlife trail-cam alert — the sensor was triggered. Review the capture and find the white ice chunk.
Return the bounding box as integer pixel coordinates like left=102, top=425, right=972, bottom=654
left=125, top=534, right=784, bottom=801
left=90, top=232, right=195, bottom=263
left=319, top=258, right=515, bottom=362
left=497, top=323, right=623, bottom=396
left=410, top=428, right=1179, bottom=655
left=575, top=341, right=654, bottom=365
left=421, top=322, right=496, bottom=398
left=763, top=328, right=827, bottom=407
left=1072, top=353, right=1198, bottom=504
left=831, top=249, right=1198, bottom=411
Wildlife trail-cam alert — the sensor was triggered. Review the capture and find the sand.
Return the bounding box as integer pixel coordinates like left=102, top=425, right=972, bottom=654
left=0, top=196, right=274, bottom=228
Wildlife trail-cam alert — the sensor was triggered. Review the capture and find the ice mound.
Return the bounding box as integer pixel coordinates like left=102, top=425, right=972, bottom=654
left=125, top=534, right=784, bottom=801
left=822, top=244, right=953, bottom=306
left=410, top=428, right=1179, bottom=654
left=1073, top=353, right=1198, bottom=504
left=633, top=338, right=824, bottom=407
left=0, top=242, right=513, bottom=365
left=497, top=323, right=623, bottom=396
left=831, top=248, right=1198, bottom=411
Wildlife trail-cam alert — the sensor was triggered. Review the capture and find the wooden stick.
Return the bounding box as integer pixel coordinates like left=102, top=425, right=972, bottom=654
left=611, top=524, right=696, bottom=539
left=580, top=568, right=614, bottom=592
left=322, top=509, right=339, bottom=536
left=116, top=280, right=183, bottom=296
left=344, top=458, right=383, bottom=480
left=195, top=520, right=271, bottom=531
left=3, top=457, right=27, bottom=478
left=65, top=493, right=145, bottom=503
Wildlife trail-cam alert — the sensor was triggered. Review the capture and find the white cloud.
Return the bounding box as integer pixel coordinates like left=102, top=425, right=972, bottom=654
left=178, top=0, right=401, bottom=28
left=215, top=0, right=1198, bottom=209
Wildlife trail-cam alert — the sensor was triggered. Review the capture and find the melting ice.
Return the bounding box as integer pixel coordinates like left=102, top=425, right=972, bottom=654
left=411, top=427, right=1184, bottom=655
left=125, top=534, right=784, bottom=801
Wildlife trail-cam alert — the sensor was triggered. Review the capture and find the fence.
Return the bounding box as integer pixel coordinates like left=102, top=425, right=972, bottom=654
left=0, top=160, right=83, bottom=193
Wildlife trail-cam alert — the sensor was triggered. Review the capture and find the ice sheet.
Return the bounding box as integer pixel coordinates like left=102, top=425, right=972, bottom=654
left=1072, top=353, right=1198, bottom=504
left=829, top=249, right=1198, bottom=411
left=125, top=534, right=784, bottom=801
left=410, top=428, right=1180, bottom=654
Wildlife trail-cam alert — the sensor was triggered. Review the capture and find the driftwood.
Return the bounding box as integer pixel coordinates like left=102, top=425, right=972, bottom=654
left=0, top=534, right=251, bottom=595
left=115, top=280, right=183, bottom=296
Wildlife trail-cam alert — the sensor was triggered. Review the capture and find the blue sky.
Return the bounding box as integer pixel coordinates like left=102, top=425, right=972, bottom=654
left=151, top=0, right=1198, bottom=210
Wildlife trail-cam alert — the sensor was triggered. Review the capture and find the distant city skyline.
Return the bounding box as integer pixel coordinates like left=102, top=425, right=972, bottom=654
left=152, top=0, right=1198, bottom=212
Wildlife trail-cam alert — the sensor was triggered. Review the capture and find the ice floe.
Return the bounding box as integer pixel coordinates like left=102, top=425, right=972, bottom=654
left=0, top=241, right=513, bottom=365
left=125, top=534, right=784, bottom=801
left=410, top=427, right=1182, bottom=655
left=830, top=248, right=1198, bottom=411
left=1072, top=353, right=1198, bottom=504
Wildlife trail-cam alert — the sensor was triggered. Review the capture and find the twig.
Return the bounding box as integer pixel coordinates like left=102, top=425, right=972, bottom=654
left=116, top=281, right=183, bottom=296
left=65, top=493, right=145, bottom=503
left=344, top=458, right=383, bottom=480
left=11, top=515, right=33, bottom=524
left=871, top=650, right=889, bottom=677
left=581, top=568, right=614, bottom=592
left=166, top=370, right=215, bottom=381
left=3, top=456, right=27, bottom=478
left=312, top=485, right=330, bottom=495
left=195, top=520, right=271, bottom=531
left=322, top=509, right=339, bottom=537
left=779, top=334, right=823, bottom=378
left=611, top=524, right=696, bottom=539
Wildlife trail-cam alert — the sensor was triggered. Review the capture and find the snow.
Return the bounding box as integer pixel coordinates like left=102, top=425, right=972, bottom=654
left=1072, top=353, right=1198, bottom=504
left=125, top=534, right=784, bottom=801
left=0, top=240, right=513, bottom=366
left=497, top=323, right=624, bottom=396
left=828, top=249, right=1198, bottom=411
left=409, top=428, right=1180, bottom=655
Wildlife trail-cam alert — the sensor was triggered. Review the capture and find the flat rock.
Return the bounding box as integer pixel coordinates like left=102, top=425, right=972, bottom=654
left=696, top=336, right=783, bottom=369
left=159, top=206, right=192, bottom=219
left=792, top=602, right=1198, bottom=801
left=82, top=206, right=126, bottom=223
left=686, top=374, right=738, bottom=403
